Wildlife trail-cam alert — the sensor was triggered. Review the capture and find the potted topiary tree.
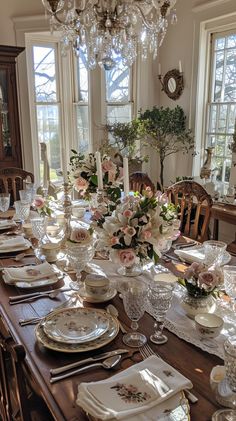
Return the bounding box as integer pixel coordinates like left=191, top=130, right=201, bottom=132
left=104, top=120, right=148, bottom=173
left=138, top=106, right=194, bottom=189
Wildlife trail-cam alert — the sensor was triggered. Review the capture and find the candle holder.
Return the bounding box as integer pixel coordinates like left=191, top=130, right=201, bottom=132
left=63, top=182, right=72, bottom=240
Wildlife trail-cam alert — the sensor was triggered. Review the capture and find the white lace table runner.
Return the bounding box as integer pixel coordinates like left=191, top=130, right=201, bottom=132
left=93, top=259, right=236, bottom=360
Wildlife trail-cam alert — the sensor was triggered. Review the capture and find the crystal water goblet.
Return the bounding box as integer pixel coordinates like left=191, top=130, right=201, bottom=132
left=148, top=283, right=173, bottom=344
left=30, top=217, right=47, bottom=259
left=45, top=216, right=66, bottom=245
left=67, top=242, right=95, bottom=291
left=0, top=193, right=10, bottom=213
left=203, top=240, right=227, bottom=267
left=14, top=200, right=31, bottom=224
left=121, top=280, right=149, bottom=347
left=223, top=266, right=236, bottom=311
left=19, top=189, right=32, bottom=204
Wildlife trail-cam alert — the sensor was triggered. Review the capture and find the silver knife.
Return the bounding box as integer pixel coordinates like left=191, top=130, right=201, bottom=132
left=9, top=287, right=71, bottom=302
left=50, top=348, right=129, bottom=377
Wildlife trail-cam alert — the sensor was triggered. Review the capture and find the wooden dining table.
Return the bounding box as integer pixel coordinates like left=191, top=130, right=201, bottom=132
left=0, top=246, right=233, bottom=421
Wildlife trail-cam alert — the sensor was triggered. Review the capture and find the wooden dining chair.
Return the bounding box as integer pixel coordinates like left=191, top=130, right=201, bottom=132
left=0, top=315, right=53, bottom=421
left=167, top=180, right=213, bottom=242
left=0, top=168, right=34, bottom=205
left=129, top=172, right=155, bottom=194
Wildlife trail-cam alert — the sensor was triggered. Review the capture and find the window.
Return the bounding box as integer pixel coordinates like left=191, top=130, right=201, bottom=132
left=206, top=31, right=236, bottom=183
left=26, top=34, right=134, bottom=185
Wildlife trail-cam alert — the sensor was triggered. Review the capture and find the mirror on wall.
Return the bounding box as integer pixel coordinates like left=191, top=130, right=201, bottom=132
left=159, top=69, right=184, bottom=100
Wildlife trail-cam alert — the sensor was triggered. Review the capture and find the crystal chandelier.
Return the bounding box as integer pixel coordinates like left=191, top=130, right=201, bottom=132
left=42, top=0, right=177, bottom=70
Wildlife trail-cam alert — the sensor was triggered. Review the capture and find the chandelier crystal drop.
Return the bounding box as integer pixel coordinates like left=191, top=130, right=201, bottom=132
left=42, top=0, right=177, bottom=69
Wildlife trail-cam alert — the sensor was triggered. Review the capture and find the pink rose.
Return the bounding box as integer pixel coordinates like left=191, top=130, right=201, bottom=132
left=123, top=226, right=136, bottom=237
left=74, top=177, right=89, bottom=192
left=142, top=230, right=152, bottom=240
left=70, top=227, right=90, bottom=243
left=102, top=159, right=116, bottom=173
left=142, top=186, right=153, bottom=198
left=118, top=249, right=136, bottom=267
left=33, top=196, right=45, bottom=209
left=110, top=236, right=120, bottom=246
left=91, top=210, right=103, bottom=221
left=198, top=271, right=217, bottom=290
left=123, top=210, right=133, bottom=218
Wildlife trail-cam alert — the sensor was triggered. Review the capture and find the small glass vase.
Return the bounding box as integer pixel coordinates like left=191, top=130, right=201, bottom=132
left=117, top=263, right=142, bottom=277
left=181, top=291, right=216, bottom=319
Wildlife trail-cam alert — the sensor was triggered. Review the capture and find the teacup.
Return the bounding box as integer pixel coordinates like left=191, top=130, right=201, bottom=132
left=85, top=275, right=110, bottom=298
left=41, top=243, right=60, bottom=263
left=195, top=313, right=224, bottom=339
left=22, top=222, right=33, bottom=238
left=72, top=207, right=86, bottom=218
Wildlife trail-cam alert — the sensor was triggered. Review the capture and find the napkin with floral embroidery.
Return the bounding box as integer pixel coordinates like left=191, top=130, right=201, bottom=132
left=76, top=356, right=192, bottom=420
left=3, top=262, right=56, bottom=283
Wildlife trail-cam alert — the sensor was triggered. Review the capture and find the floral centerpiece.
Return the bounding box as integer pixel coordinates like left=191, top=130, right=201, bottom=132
left=69, top=151, right=123, bottom=202
left=96, top=188, right=178, bottom=276
left=178, top=262, right=222, bottom=318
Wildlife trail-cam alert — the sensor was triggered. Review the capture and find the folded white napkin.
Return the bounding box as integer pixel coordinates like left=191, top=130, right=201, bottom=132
left=0, top=219, right=15, bottom=228
left=3, top=262, right=56, bottom=283
left=0, top=235, right=27, bottom=251
left=76, top=356, right=193, bottom=420
left=174, top=247, right=206, bottom=264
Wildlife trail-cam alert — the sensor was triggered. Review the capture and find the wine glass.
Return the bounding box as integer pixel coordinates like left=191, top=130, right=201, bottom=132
left=0, top=193, right=10, bottom=213
left=148, top=283, right=173, bottom=344
left=121, top=280, right=148, bottom=347
left=223, top=266, right=236, bottom=311
left=67, top=242, right=95, bottom=291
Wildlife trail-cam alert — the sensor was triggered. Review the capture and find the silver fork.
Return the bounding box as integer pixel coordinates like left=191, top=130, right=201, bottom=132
left=139, top=343, right=198, bottom=403
left=140, top=343, right=162, bottom=360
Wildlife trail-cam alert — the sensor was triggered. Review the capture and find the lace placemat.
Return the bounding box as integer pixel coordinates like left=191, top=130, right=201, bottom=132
left=94, top=259, right=236, bottom=360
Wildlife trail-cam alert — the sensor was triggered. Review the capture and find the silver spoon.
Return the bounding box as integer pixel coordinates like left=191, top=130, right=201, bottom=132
left=50, top=354, right=122, bottom=383
left=10, top=289, right=63, bottom=305
left=106, top=304, right=127, bottom=334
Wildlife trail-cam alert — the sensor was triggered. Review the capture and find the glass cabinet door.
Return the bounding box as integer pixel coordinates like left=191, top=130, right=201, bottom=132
left=0, top=46, right=24, bottom=168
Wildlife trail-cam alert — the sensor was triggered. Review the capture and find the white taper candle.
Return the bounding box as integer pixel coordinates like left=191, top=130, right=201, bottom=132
left=95, top=151, right=103, bottom=190
left=123, top=157, right=129, bottom=196
left=61, top=147, right=68, bottom=183
left=179, top=60, right=182, bottom=73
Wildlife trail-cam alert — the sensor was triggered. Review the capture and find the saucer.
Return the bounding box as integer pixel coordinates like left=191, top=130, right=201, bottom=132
left=79, top=287, right=117, bottom=303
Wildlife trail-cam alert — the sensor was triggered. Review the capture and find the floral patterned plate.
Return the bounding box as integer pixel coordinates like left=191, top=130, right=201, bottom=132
left=35, top=309, right=119, bottom=352
left=43, top=308, right=110, bottom=344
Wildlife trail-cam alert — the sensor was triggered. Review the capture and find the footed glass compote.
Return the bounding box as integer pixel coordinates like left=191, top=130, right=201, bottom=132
left=148, top=283, right=173, bottom=344
left=121, top=280, right=148, bottom=347
left=67, top=242, right=95, bottom=291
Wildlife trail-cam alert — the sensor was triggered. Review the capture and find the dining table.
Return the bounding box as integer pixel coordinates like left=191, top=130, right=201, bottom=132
left=0, top=238, right=234, bottom=421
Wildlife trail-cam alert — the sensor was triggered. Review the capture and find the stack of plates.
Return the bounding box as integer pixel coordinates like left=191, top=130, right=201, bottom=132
left=35, top=307, right=119, bottom=353
left=0, top=220, right=16, bottom=230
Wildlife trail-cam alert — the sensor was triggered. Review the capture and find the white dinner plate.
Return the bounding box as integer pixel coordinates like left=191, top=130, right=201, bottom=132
left=0, top=220, right=16, bottom=230
left=43, top=307, right=110, bottom=344
left=174, top=247, right=231, bottom=266
left=79, top=286, right=117, bottom=303
left=0, top=239, right=31, bottom=253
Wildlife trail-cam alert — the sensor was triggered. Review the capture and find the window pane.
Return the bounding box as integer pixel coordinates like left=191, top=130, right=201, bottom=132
left=36, top=105, right=61, bottom=182
left=228, top=105, right=236, bottom=132
left=105, top=63, right=129, bottom=102
left=226, top=34, right=236, bottom=48
left=215, top=37, right=225, bottom=51
left=76, top=106, right=89, bottom=152
left=217, top=105, right=227, bottom=133
left=76, top=53, right=88, bottom=102
left=33, top=46, right=57, bottom=102
left=209, top=105, right=217, bottom=132
left=224, top=50, right=236, bottom=102
left=107, top=105, right=132, bottom=123
left=214, top=52, right=224, bottom=102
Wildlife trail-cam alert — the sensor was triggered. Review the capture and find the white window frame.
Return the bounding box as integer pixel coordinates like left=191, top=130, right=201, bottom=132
left=193, top=11, right=236, bottom=179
